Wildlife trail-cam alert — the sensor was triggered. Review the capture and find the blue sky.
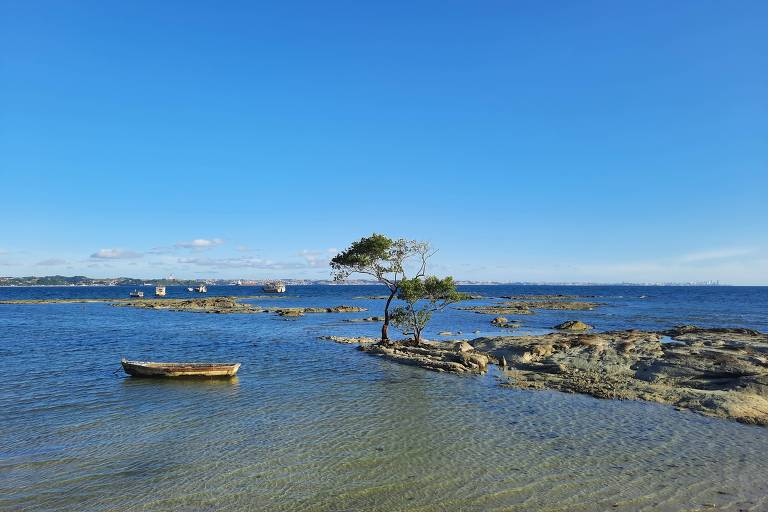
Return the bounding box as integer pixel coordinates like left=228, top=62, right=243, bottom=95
left=1, top=1, right=766, bottom=284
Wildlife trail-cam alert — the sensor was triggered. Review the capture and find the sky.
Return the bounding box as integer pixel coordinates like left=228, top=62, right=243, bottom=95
left=1, top=1, right=766, bottom=284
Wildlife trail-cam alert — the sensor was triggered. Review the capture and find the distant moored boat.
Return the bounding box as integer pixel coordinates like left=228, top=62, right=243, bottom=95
left=263, top=280, right=286, bottom=293
left=194, top=284, right=207, bottom=293
left=129, top=290, right=144, bottom=298
left=121, top=359, right=241, bottom=378
left=155, top=286, right=166, bottom=297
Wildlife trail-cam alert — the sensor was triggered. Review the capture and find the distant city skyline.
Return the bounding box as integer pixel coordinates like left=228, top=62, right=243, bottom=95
left=1, top=1, right=766, bottom=284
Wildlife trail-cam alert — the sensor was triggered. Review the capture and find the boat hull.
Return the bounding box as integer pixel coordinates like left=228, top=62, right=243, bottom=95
left=121, top=359, right=241, bottom=378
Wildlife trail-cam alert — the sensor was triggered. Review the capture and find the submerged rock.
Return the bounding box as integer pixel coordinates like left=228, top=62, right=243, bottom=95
left=491, top=316, right=521, bottom=329
left=554, top=320, right=593, bottom=331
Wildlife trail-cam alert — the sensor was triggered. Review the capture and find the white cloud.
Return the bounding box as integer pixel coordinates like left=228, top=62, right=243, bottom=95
left=175, top=238, right=224, bottom=250
left=90, top=248, right=143, bottom=259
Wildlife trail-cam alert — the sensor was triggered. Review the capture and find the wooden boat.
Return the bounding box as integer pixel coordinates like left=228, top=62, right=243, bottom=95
left=121, top=359, right=241, bottom=378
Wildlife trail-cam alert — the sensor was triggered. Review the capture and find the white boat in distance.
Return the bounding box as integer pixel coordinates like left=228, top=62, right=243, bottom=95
left=194, top=284, right=208, bottom=293
left=129, top=290, right=144, bottom=298
left=155, top=286, right=166, bottom=297
left=262, top=281, right=286, bottom=293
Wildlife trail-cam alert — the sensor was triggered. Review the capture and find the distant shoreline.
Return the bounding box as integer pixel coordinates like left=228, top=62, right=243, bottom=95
left=0, top=282, right=746, bottom=288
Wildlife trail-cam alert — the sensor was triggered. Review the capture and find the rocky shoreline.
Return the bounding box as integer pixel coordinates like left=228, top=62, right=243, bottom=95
left=458, top=299, right=600, bottom=316
left=323, top=326, right=768, bottom=426
left=112, top=297, right=367, bottom=316
left=0, top=296, right=367, bottom=316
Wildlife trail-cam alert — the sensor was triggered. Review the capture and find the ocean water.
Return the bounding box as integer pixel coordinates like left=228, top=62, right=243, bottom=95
left=1, top=285, right=767, bottom=511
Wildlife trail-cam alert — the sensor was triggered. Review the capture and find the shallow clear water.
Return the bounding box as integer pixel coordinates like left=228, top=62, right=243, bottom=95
left=1, top=285, right=767, bottom=511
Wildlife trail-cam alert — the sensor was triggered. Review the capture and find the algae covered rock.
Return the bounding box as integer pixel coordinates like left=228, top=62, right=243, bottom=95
left=454, top=341, right=474, bottom=353
left=278, top=309, right=305, bottom=317
left=344, top=316, right=384, bottom=323
left=554, top=320, right=593, bottom=331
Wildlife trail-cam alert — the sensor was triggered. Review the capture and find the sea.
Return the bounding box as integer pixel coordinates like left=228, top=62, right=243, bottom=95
left=1, top=285, right=767, bottom=511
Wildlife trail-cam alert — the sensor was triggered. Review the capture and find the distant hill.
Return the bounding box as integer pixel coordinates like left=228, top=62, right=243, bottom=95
left=0, top=275, right=146, bottom=286
left=0, top=275, right=380, bottom=287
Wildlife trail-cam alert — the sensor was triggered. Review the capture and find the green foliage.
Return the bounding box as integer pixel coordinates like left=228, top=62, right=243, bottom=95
left=330, top=233, right=394, bottom=282
left=330, top=233, right=434, bottom=341
left=330, top=233, right=430, bottom=288
left=390, top=276, right=462, bottom=343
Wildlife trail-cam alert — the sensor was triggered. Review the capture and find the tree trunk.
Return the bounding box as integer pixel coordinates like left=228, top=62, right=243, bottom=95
left=381, top=289, right=397, bottom=342
left=412, top=309, right=421, bottom=345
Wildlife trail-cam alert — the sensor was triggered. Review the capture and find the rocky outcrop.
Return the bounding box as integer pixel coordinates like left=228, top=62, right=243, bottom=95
left=554, top=320, right=593, bottom=331
left=503, top=300, right=599, bottom=310
left=359, top=340, right=492, bottom=374
left=459, top=304, right=534, bottom=315
left=319, top=336, right=380, bottom=344
left=459, top=300, right=599, bottom=316
left=323, top=305, right=367, bottom=313
left=112, top=297, right=367, bottom=316
left=344, top=316, right=384, bottom=323
left=277, top=309, right=304, bottom=317
left=500, top=294, right=593, bottom=300
left=114, top=296, right=259, bottom=314
left=271, top=305, right=367, bottom=315
left=490, top=316, right=521, bottom=329
left=661, top=325, right=761, bottom=337
left=454, top=341, right=474, bottom=353
left=472, top=327, right=768, bottom=425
